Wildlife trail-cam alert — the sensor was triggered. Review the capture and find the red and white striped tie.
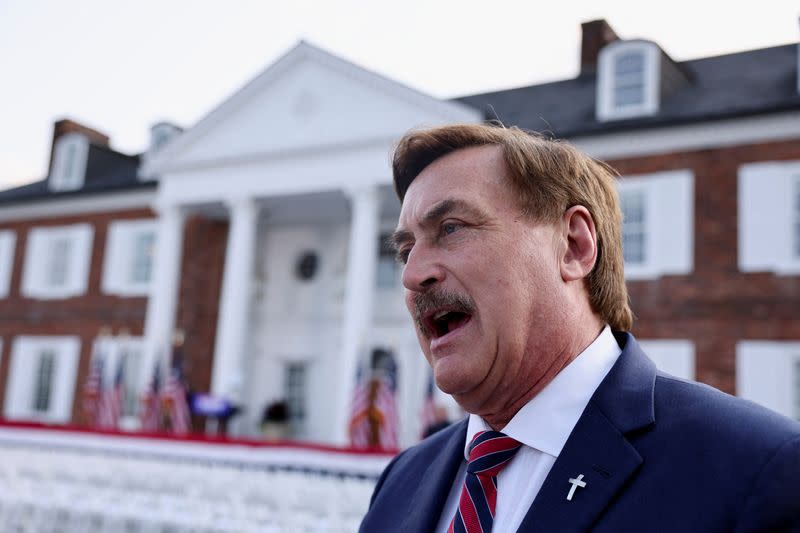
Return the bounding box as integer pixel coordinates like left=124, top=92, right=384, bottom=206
left=448, top=430, right=522, bottom=533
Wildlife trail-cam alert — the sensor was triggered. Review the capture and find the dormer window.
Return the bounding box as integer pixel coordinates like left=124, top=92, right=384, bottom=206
left=49, top=133, right=89, bottom=192
left=597, top=41, right=660, bottom=121
left=139, top=122, right=182, bottom=181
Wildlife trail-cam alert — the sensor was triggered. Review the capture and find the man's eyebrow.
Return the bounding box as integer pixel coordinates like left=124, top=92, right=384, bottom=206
left=389, top=199, right=488, bottom=252
left=388, top=229, right=413, bottom=252
left=422, top=198, right=489, bottom=228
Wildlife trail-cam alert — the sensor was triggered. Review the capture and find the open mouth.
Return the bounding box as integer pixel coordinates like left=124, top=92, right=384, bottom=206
left=424, top=309, right=472, bottom=339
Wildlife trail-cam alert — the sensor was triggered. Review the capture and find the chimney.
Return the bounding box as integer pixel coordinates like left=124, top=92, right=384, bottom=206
left=580, top=19, right=620, bottom=76
left=48, top=119, right=110, bottom=174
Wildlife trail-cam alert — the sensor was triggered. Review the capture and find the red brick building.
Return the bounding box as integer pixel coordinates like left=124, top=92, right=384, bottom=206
left=0, top=19, right=797, bottom=445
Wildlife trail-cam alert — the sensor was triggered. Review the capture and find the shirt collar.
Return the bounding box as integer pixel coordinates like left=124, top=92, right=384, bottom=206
left=464, top=326, right=621, bottom=460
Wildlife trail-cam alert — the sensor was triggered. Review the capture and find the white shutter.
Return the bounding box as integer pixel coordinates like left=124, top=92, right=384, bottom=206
left=0, top=231, right=16, bottom=298
left=50, top=337, right=81, bottom=423
left=738, top=162, right=799, bottom=274
left=638, top=340, right=695, bottom=380
left=737, top=341, right=799, bottom=418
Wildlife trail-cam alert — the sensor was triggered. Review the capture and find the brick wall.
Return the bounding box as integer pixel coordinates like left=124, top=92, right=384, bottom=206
left=0, top=208, right=153, bottom=421
left=175, top=216, right=228, bottom=402
left=608, top=138, right=800, bottom=394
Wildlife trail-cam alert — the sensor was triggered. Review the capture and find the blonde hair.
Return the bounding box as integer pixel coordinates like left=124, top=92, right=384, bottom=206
left=392, top=123, right=632, bottom=331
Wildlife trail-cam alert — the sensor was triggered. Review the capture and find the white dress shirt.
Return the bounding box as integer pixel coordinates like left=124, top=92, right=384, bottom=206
left=435, top=326, right=622, bottom=533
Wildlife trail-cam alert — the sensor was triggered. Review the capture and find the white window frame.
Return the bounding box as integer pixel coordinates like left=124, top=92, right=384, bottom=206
left=597, top=40, right=660, bottom=122
left=4, top=336, right=81, bottom=423
left=638, top=339, right=695, bottom=381
left=21, top=224, right=94, bottom=299
left=617, top=169, right=694, bottom=280
left=91, top=334, right=145, bottom=430
left=0, top=230, right=16, bottom=298
left=738, top=161, right=800, bottom=274
left=102, top=219, right=158, bottom=297
left=737, top=341, right=800, bottom=420
left=49, top=132, right=89, bottom=192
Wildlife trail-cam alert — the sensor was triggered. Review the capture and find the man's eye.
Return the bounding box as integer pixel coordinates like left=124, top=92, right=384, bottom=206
left=396, top=249, right=411, bottom=265
left=442, top=222, right=460, bottom=235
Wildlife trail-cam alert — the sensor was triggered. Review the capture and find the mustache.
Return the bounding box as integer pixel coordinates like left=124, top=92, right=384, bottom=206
left=413, top=289, right=476, bottom=338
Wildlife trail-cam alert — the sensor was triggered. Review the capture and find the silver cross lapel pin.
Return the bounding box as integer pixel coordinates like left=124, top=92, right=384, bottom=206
left=566, top=474, right=587, bottom=501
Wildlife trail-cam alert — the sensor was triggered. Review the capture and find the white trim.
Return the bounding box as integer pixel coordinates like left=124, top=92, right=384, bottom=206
left=4, top=336, right=81, bottom=424
left=102, top=219, right=158, bottom=297
left=21, top=224, right=94, bottom=299
left=597, top=41, right=660, bottom=122
left=618, top=169, right=694, bottom=280
left=49, top=133, right=89, bottom=192
left=0, top=189, right=155, bottom=222
left=737, top=341, right=800, bottom=420
left=572, top=110, right=800, bottom=160
left=143, top=41, right=480, bottom=178
left=638, top=340, right=695, bottom=380
left=0, top=230, right=15, bottom=298
left=738, top=160, right=800, bottom=274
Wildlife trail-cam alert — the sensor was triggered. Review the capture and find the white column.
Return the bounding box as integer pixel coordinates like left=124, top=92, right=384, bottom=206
left=142, top=203, right=186, bottom=389
left=210, top=197, right=259, bottom=407
left=333, top=185, right=380, bottom=445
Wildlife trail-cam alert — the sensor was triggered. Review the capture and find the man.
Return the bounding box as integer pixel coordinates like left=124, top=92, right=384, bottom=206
left=359, top=124, right=800, bottom=532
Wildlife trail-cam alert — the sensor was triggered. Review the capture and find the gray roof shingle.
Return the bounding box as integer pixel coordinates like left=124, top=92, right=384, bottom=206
left=455, top=44, right=800, bottom=137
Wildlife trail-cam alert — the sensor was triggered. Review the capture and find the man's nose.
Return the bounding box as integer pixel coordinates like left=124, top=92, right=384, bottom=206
left=401, top=246, right=444, bottom=292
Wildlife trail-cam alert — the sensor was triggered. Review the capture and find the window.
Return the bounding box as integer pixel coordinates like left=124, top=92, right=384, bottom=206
left=617, top=170, right=693, bottom=280
left=22, top=224, right=94, bottom=299
left=47, top=237, right=72, bottom=287
left=376, top=233, right=400, bottom=288
left=620, top=189, right=647, bottom=265
left=795, top=358, right=800, bottom=420
left=737, top=341, right=800, bottom=420
left=284, top=362, right=307, bottom=426
left=92, top=335, right=144, bottom=421
left=102, top=220, right=158, bottom=296
left=0, top=230, right=16, bottom=298
left=32, top=349, right=55, bottom=413
left=4, top=336, right=81, bottom=423
left=597, top=41, right=659, bottom=121
left=613, top=52, right=645, bottom=108
left=637, top=340, right=695, bottom=381
left=794, top=178, right=800, bottom=259
left=738, top=162, right=800, bottom=274
left=49, top=133, right=89, bottom=192
left=130, top=231, right=156, bottom=284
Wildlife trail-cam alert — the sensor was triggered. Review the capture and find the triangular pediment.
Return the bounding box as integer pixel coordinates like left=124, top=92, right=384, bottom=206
left=146, top=42, right=480, bottom=175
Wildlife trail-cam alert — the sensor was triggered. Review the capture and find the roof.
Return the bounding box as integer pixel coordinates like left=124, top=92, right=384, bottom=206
left=0, top=144, right=153, bottom=205
left=455, top=44, right=800, bottom=137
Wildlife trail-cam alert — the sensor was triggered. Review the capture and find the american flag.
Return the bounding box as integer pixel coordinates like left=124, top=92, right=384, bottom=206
left=139, top=361, right=162, bottom=432
left=348, top=363, right=371, bottom=448
left=419, top=371, right=437, bottom=439
left=97, top=353, right=124, bottom=429
left=373, top=373, right=399, bottom=450
left=162, top=351, right=191, bottom=435
left=348, top=360, right=400, bottom=451
left=82, top=354, right=104, bottom=427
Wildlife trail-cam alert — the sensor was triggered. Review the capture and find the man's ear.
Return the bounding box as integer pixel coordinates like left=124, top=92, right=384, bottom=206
left=560, top=205, right=598, bottom=282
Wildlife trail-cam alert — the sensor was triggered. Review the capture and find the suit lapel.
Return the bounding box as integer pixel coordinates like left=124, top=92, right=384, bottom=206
left=517, top=333, right=657, bottom=532
left=401, top=419, right=468, bottom=532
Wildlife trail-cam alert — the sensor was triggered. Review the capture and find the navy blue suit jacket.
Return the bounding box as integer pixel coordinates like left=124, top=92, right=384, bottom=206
left=360, top=333, right=800, bottom=532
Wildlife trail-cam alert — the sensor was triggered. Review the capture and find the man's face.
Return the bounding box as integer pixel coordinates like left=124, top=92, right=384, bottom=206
left=394, top=145, right=573, bottom=416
